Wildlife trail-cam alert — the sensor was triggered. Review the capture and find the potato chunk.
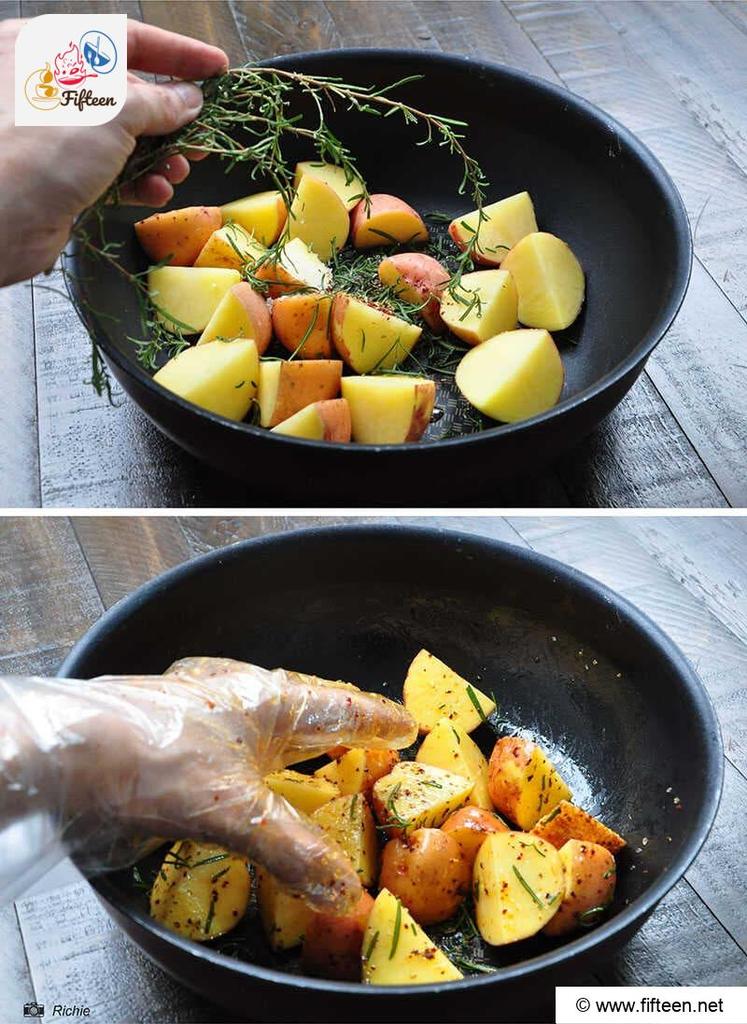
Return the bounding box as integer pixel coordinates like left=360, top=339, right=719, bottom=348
left=198, top=282, right=271, bottom=354
left=331, top=294, right=422, bottom=374
left=194, top=222, right=267, bottom=270
left=220, top=191, right=287, bottom=246
left=403, top=649, right=495, bottom=734
left=488, top=736, right=572, bottom=830
left=148, top=266, right=241, bottom=333
left=335, top=748, right=400, bottom=797
left=150, top=840, right=250, bottom=941
left=441, top=806, right=509, bottom=869
left=448, top=192, right=538, bottom=266
left=255, top=237, right=332, bottom=297
left=302, top=891, right=374, bottom=980
left=377, top=252, right=450, bottom=332
left=531, top=800, right=626, bottom=854
left=312, top=793, right=379, bottom=886
left=543, top=839, right=616, bottom=937
left=271, top=399, right=351, bottom=442
left=474, top=831, right=564, bottom=945
left=362, top=888, right=462, bottom=985
left=153, top=339, right=258, bottom=421
left=341, top=375, right=435, bottom=444
left=379, top=827, right=470, bottom=925
left=264, top=767, right=339, bottom=814
left=258, top=359, right=342, bottom=428
left=416, top=716, right=492, bottom=808
left=439, top=269, right=517, bottom=346
left=501, top=231, right=585, bottom=330
left=272, top=292, right=333, bottom=359
left=350, top=194, right=428, bottom=249
left=256, top=866, right=313, bottom=950
left=295, top=161, right=365, bottom=211
left=372, top=761, right=473, bottom=835
left=455, top=328, right=564, bottom=423
left=289, top=175, right=350, bottom=260
left=135, top=206, right=222, bottom=266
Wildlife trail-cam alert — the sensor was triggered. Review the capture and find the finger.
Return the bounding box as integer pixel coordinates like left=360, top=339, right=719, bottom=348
left=127, top=20, right=229, bottom=79
left=153, top=153, right=191, bottom=185
left=184, top=148, right=209, bottom=162
left=119, top=173, right=174, bottom=207
left=119, top=79, right=204, bottom=138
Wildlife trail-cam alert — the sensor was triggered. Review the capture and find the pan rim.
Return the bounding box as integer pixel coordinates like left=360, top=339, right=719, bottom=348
left=59, top=523, right=723, bottom=998
left=66, top=47, right=693, bottom=456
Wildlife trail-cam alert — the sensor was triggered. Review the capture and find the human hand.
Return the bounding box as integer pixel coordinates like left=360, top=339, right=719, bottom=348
left=0, top=18, right=228, bottom=287
left=0, top=659, right=417, bottom=912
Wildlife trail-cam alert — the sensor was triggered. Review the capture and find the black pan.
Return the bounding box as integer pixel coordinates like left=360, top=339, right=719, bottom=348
left=59, top=525, right=721, bottom=1022
left=66, top=49, right=691, bottom=506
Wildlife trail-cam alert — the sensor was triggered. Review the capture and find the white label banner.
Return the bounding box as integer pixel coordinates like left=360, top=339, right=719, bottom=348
left=15, top=14, right=127, bottom=126
left=557, top=987, right=747, bottom=1024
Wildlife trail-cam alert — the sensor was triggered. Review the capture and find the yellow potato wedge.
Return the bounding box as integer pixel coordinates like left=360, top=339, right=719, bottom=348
left=153, top=339, right=258, bottom=421
left=455, top=328, right=564, bottom=423
left=416, top=717, right=492, bottom=808
left=312, top=793, right=379, bottom=887
left=148, top=266, right=241, bottom=334
left=501, top=231, right=585, bottom=330
left=331, top=294, right=422, bottom=374
left=264, top=768, right=339, bottom=814
left=403, top=649, right=495, bottom=734
left=531, top=800, right=626, bottom=854
left=341, top=375, right=435, bottom=444
left=474, top=831, right=564, bottom=945
left=488, top=736, right=572, bottom=830
left=194, top=222, right=267, bottom=270
left=256, top=866, right=313, bottom=950
left=271, top=398, right=351, bottom=442
left=335, top=748, right=400, bottom=797
left=220, top=191, right=287, bottom=246
left=439, top=269, right=518, bottom=346
left=543, top=839, right=616, bottom=937
left=255, top=237, right=331, bottom=297
left=314, top=760, right=340, bottom=785
left=258, top=359, right=342, bottom=428
left=448, top=192, right=538, bottom=266
left=150, top=840, right=250, bottom=941
left=372, top=761, right=473, bottom=835
left=289, top=175, right=350, bottom=260
left=198, top=282, right=271, bottom=354
left=295, top=161, right=365, bottom=211
left=362, top=888, right=462, bottom=985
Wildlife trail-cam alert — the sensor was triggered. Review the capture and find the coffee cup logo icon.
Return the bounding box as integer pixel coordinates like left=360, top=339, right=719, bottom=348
left=25, top=61, right=60, bottom=109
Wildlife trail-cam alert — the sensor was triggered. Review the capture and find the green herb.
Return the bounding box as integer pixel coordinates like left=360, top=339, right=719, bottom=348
left=540, top=804, right=563, bottom=825
left=577, top=904, right=610, bottom=927
left=204, top=891, right=218, bottom=935
left=451, top=956, right=496, bottom=974
left=210, top=866, right=231, bottom=884
left=363, top=929, right=379, bottom=962
left=350, top=794, right=359, bottom=818
left=131, top=865, right=150, bottom=892
left=603, top=866, right=617, bottom=879
left=512, top=866, right=544, bottom=909
left=451, top=725, right=461, bottom=745
left=517, top=839, right=546, bottom=858
left=389, top=900, right=403, bottom=958
left=465, top=684, right=488, bottom=723
left=190, top=853, right=230, bottom=869
left=287, top=299, right=320, bottom=360
left=421, top=779, right=443, bottom=789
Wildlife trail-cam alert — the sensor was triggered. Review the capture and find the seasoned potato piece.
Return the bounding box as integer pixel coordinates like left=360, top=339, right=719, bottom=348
left=302, top=891, right=374, bottom=980
left=135, top=206, right=222, bottom=266
left=150, top=840, right=250, bottom=941
left=403, top=649, right=495, bottom=734
left=198, top=282, right=271, bottom=354
left=488, top=735, right=571, bottom=830
left=255, top=237, right=331, bottom=297
left=531, top=800, right=626, bottom=854
left=379, top=827, right=470, bottom=925
left=295, top=161, right=365, bottom=210
left=362, top=889, right=463, bottom=985
left=416, top=716, right=492, bottom=808
left=441, top=806, right=509, bottom=869
left=220, top=191, right=287, bottom=246
left=314, top=760, right=340, bottom=785
left=501, top=231, right=585, bottom=331
left=474, top=831, right=564, bottom=945
left=194, top=222, right=267, bottom=270
left=350, top=194, right=428, bottom=249
left=336, top=748, right=399, bottom=797
left=264, top=768, right=339, bottom=814
left=289, top=175, right=350, bottom=260
left=543, top=839, right=616, bottom=937
left=148, top=266, right=241, bottom=333
left=331, top=294, right=422, bottom=374
left=312, top=794, right=379, bottom=887
left=448, top=191, right=538, bottom=266
left=372, top=761, right=473, bottom=835
left=439, top=269, right=518, bottom=346
left=256, top=866, right=313, bottom=950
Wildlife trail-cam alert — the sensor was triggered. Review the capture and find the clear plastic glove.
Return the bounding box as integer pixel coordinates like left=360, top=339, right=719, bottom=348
left=0, top=658, right=417, bottom=910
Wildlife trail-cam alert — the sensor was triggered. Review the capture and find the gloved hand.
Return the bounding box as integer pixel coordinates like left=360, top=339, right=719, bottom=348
left=0, top=658, right=417, bottom=910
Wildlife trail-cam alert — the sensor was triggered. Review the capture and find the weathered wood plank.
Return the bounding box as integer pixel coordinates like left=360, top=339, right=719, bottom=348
left=0, top=517, right=102, bottom=660
left=229, top=0, right=340, bottom=59
left=0, top=281, right=39, bottom=507
left=140, top=1, right=245, bottom=66
left=716, top=0, right=747, bottom=36
left=325, top=0, right=435, bottom=48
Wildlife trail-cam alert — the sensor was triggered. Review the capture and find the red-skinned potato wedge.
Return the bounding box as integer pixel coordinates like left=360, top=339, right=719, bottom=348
left=270, top=398, right=351, bottom=442
left=331, top=294, right=422, bottom=374
left=341, top=375, right=435, bottom=444
left=351, top=194, right=428, bottom=249
left=135, top=206, right=222, bottom=266
left=441, top=806, right=509, bottom=869
left=487, top=735, right=572, bottom=830
left=379, top=828, right=470, bottom=926
left=198, top=282, right=271, bottom=354
left=448, top=192, right=538, bottom=266
left=302, top=891, right=374, bottom=981
left=272, top=292, right=333, bottom=359
left=543, top=840, right=616, bottom=937
left=531, top=800, right=626, bottom=854
left=378, top=253, right=450, bottom=332
left=257, top=359, right=342, bottom=427
left=194, top=223, right=267, bottom=271
left=335, top=747, right=400, bottom=796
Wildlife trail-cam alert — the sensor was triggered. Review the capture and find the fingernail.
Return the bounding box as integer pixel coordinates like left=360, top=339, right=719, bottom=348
left=169, top=81, right=203, bottom=112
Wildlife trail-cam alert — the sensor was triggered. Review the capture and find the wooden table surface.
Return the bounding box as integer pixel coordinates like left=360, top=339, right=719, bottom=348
left=1, top=0, right=746, bottom=508
left=0, top=514, right=745, bottom=1019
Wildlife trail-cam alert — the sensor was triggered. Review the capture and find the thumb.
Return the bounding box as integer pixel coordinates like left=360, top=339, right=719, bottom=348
left=119, top=79, right=204, bottom=138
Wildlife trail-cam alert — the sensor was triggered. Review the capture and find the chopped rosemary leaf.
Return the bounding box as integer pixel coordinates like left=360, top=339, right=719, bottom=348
left=465, top=684, right=488, bottom=723
left=363, top=929, right=379, bottom=962
left=389, top=900, right=403, bottom=959
left=512, top=865, right=544, bottom=909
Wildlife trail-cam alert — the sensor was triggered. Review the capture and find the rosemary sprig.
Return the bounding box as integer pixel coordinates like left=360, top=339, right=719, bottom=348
left=512, top=865, right=544, bottom=909
left=389, top=900, right=403, bottom=959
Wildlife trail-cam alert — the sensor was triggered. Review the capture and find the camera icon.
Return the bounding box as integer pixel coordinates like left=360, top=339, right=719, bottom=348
left=23, top=1003, right=45, bottom=1018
